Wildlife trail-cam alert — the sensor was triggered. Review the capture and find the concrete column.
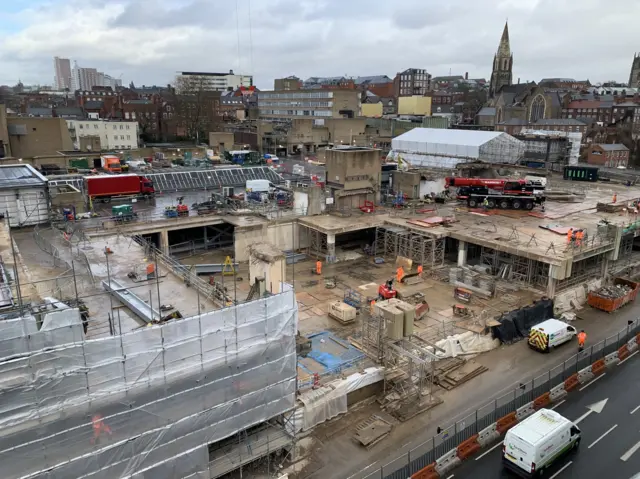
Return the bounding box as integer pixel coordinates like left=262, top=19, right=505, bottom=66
left=601, top=257, right=610, bottom=279
left=457, top=240, right=468, bottom=267
left=326, top=234, right=336, bottom=262
left=203, top=226, right=208, bottom=250
left=546, top=276, right=557, bottom=298
left=159, top=229, right=169, bottom=255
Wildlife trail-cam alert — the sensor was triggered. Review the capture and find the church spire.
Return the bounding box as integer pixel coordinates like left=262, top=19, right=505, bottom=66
left=498, top=21, right=510, bottom=57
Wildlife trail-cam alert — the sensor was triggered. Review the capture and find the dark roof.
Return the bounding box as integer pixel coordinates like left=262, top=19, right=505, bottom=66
left=499, top=118, right=528, bottom=125
left=126, top=99, right=152, bottom=105
left=26, top=107, right=52, bottom=117
left=477, top=107, right=496, bottom=116
left=84, top=100, right=103, bottom=109
left=535, top=118, right=586, bottom=125
left=355, top=75, right=392, bottom=85
left=432, top=75, right=464, bottom=82
left=595, top=143, right=629, bottom=151
left=0, top=165, right=47, bottom=188
left=54, top=107, right=84, bottom=118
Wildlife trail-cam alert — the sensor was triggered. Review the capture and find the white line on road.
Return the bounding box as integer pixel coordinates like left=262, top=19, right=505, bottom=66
left=551, top=400, right=566, bottom=410
left=621, top=439, right=640, bottom=462
left=631, top=404, right=640, bottom=415
left=549, top=460, right=573, bottom=479
left=619, top=350, right=639, bottom=365
left=446, top=475, right=454, bottom=479
left=579, top=373, right=606, bottom=391
left=475, top=442, right=502, bottom=460
left=588, top=424, right=618, bottom=448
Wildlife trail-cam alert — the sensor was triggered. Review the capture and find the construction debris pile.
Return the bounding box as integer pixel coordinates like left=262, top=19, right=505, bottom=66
left=591, top=283, right=634, bottom=299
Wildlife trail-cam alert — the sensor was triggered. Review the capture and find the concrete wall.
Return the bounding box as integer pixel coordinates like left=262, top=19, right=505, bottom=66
left=0, top=104, right=10, bottom=158
left=248, top=256, right=285, bottom=294
left=234, top=225, right=267, bottom=261
left=7, top=117, right=73, bottom=159
left=325, top=147, right=381, bottom=190
left=398, top=96, right=432, bottom=116
left=235, top=222, right=310, bottom=260
left=419, top=178, right=446, bottom=197
left=209, top=132, right=235, bottom=153
left=331, top=90, right=361, bottom=118
left=391, top=171, right=420, bottom=197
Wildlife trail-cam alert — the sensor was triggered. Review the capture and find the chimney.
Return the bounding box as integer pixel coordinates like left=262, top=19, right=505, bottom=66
left=518, top=78, right=520, bottom=84
left=465, top=72, right=468, bottom=80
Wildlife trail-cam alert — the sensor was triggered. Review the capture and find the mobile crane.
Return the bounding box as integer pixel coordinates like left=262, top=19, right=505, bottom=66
left=445, top=177, right=546, bottom=210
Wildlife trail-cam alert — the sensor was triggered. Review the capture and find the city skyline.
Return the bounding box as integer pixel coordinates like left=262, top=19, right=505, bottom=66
left=0, top=0, right=638, bottom=89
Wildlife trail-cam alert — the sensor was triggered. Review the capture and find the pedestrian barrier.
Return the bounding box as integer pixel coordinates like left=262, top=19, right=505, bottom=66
left=604, top=351, right=620, bottom=367
left=434, top=449, right=461, bottom=476
left=533, top=392, right=551, bottom=410
left=477, top=423, right=499, bottom=447
left=618, top=344, right=630, bottom=361
left=577, top=365, right=594, bottom=384
left=591, top=358, right=606, bottom=375
left=369, top=319, right=639, bottom=479
left=496, top=412, right=518, bottom=434
left=515, top=401, right=535, bottom=421
left=410, top=463, right=439, bottom=479
left=549, top=383, right=567, bottom=401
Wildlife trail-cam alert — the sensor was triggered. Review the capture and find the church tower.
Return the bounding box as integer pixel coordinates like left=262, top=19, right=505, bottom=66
left=489, top=22, right=513, bottom=99
left=629, top=53, right=640, bottom=88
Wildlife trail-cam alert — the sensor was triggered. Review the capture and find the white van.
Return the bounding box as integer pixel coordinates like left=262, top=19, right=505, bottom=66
left=528, top=319, right=576, bottom=353
left=503, top=408, right=581, bottom=477
left=246, top=179, right=275, bottom=194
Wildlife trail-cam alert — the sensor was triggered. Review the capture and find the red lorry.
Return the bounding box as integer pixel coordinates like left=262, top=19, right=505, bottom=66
left=85, top=174, right=155, bottom=203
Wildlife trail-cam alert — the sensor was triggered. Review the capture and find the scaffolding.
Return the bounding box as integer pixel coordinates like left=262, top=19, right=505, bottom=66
left=479, top=245, right=549, bottom=289
left=304, top=226, right=328, bottom=259
left=374, top=226, right=445, bottom=268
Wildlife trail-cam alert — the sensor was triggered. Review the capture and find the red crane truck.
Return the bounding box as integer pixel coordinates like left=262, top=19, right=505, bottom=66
left=445, top=177, right=546, bottom=210
left=85, top=174, right=155, bottom=203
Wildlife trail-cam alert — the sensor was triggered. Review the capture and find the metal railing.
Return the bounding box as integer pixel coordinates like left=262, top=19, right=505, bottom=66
left=362, top=319, right=640, bottom=479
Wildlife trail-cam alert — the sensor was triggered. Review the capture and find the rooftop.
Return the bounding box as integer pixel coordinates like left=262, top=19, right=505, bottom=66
left=594, top=143, right=629, bottom=151
left=355, top=75, right=392, bottom=85
left=0, top=164, right=47, bottom=188
left=394, top=127, right=505, bottom=147
left=534, top=118, right=586, bottom=126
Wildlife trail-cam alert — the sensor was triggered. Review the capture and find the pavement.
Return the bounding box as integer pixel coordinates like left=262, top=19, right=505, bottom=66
left=305, top=300, right=639, bottom=479
left=453, top=351, right=640, bottom=478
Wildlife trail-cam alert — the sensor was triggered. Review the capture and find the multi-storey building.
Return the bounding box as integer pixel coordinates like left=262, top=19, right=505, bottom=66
left=53, top=57, right=72, bottom=90
left=257, top=89, right=360, bottom=119
left=66, top=119, right=139, bottom=150
left=393, top=69, right=431, bottom=97
left=176, top=70, right=252, bottom=92
left=587, top=143, right=630, bottom=168
left=274, top=76, right=302, bottom=91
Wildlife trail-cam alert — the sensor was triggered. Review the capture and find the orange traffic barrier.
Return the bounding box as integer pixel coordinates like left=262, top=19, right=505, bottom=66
left=564, top=373, right=579, bottom=392
left=618, top=344, right=629, bottom=361
left=533, top=392, right=551, bottom=410
left=411, top=463, right=440, bottom=479
left=591, top=358, right=606, bottom=376
left=456, top=434, right=481, bottom=460
left=496, top=412, right=518, bottom=434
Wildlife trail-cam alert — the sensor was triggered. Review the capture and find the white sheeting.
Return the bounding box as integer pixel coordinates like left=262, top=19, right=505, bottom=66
left=434, top=331, right=499, bottom=358
left=291, top=367, right=384, bottom=433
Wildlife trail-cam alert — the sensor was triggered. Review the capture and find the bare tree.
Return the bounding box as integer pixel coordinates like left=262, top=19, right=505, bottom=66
left=172, top=75, right=221, bottom=143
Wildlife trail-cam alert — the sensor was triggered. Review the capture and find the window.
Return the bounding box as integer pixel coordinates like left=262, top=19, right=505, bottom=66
left=530, top=95, right=546, bottom=122
left=127, top=135, right=130, bottom=140
left=126, top=125, right=130, bottom=130
left=119, top=125, right=123, bottom=129
left=113, top=125, right=117, bottom=130
left=120, top=135, right=124, bottom=140
left=79, top=124, right=83, bottom=129
left=94, top=124, right=98, bottom=129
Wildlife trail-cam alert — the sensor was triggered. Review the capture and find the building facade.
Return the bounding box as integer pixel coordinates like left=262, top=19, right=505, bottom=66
left=53, top=57, right=72, bottom=91
left=257, top=90, right=360, bottom=119
left=587, top=143, right=630, bottom=168
left=488, top=22, right=513, bottom=99
left=177, top=71, right=252, bottom=92
left=394, top=69, right=430, bottom=97
left=629, top=53, right=640, bottom=89
left=6, top=117, right=73, bottom=158
left=274, top=76, right=302, bottom=91
left=66, top=119, right=139, bottom=150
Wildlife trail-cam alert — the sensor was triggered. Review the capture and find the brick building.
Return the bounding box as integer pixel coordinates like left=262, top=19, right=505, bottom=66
left=394, top=69, right=431, bottom=97
left=587, top=143, right=630, bottom=168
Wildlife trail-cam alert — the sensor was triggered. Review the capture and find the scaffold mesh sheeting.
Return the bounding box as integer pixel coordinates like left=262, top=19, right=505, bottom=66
left=0, top=290, right=298, bottom=479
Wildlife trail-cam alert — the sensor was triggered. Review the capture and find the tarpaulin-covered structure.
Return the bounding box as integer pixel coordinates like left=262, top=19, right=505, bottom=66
left=0, top=289, right=298, bottom=479
left=491, top=298, right=554, bottom=344
left=388, top=128, right=525, bottom=168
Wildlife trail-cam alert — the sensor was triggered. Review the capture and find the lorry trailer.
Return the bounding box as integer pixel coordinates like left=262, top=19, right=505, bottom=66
left=85, top=174, right=155, bottom=202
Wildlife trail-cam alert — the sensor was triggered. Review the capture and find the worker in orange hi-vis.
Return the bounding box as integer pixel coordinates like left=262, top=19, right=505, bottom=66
left=90, top=413, right=112, bottom=445
left=613, top=193, right=617, bottom=203
left=417, top=264, right=423, bottom=278
left=396, top=266, right=405, bottom=282
left=576, top=230, right=583, bottom=247
left=577, top=329, right=587, bottom=352
left=370, top=299, right=376, bottom=314
left=566, top=228, right=573, bottom=244
left=315, top=260, right=322, bottom=275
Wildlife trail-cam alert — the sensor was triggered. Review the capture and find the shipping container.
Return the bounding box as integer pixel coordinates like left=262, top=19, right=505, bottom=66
left=587, top=277, right=640, bottom=312
left=563, top=165, right=598, bottom=182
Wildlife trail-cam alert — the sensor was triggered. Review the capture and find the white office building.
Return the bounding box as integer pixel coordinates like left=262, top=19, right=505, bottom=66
left=176, top=70, right=253, bottom=92
left=67, top=119, right=139, bottom=150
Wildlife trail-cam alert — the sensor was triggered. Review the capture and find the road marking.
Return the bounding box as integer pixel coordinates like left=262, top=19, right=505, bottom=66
left=619, top=350, right=638, bottom=365
left=588, top=424, right=618, bottom=448
left=446, top=475, right=454, bottom=479
left=579, top=373, right=606, bottom=391
left=549, top=460, right=572, bottom=479
left=621, top=439, right=640, bottom=462
left=551, top=399, right=566, bottom=410
left=631, top=404, right=640, bottom=415
left=475, top=441, right=502, bottom=460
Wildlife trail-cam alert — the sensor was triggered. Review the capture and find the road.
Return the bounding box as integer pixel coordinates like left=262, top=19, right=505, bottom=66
left=452, top=351, right=640, bottom=478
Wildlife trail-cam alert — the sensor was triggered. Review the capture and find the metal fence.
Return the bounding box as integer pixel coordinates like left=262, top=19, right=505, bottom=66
left=362, top=319, right=640, bottom=479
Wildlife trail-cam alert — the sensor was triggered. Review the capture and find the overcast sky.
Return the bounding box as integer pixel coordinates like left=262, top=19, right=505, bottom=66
left=1, top=0, right=637, bottom=89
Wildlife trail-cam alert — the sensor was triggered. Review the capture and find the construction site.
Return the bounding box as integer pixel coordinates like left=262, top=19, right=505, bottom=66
left=2, top=128, right=640, bottom=479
